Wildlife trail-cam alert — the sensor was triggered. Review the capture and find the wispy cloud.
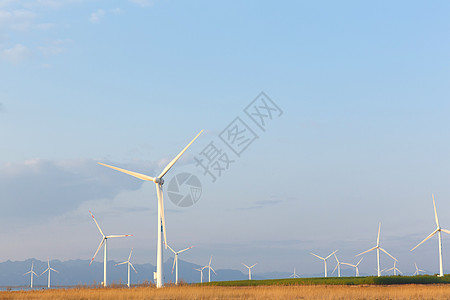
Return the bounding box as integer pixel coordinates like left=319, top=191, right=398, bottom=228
left=39, top=38, right=73, bottom=55
left=90, top=9, right=105, bottom=23
left=129, top=0, right=153, bottom=7
left=1, top=44, right=31, bottom=63
left=0, top=9, right=35, bottom=30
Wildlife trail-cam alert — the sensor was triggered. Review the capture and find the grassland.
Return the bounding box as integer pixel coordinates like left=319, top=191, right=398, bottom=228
left=2, top=284, right=450, bottom=300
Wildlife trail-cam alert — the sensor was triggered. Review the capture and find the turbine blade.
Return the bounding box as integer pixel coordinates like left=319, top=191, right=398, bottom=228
left=130, top=262, right=137, bottom=273
left=242, top=263, right=249, bottom=268
left=332, top=263, right=338, bottom=274
left=157, top=183, right=167, bottom=249
left=441, top=229, right=450, bottom=235
left=166, top=244, right=175, bottom=254
left=250, top=263, right=257, bottom=268
left=128, top=248, right=133, bottom=261
left=433, top=194, right=440, bottom=228
left=90, top=238, right=105, bottom=265
left=310, top=253, right=325, bottom=260
left=210, top=267, right=216, bottom=275
left=377, top=222, right=381, bottom=246
left=411, top=229, right=438, bottom=251
left=98, top=162, right=155, bottom=181
left=355, top=246, right=376, bottom=257
left=178, top=246, right=194, bottom=254
left=379, top=247, right=397, bottom=261
left=356, top=257, right=364, bottom=266
left=172, top=257, right=176, bottom=274
left=89, top=211, right=105, bottom=237
left=39, top=268, right=49, bottom=277
left=115, top=261, right=127, bottom=266
left=158, top=130, right=204, bottom=179
left=24, top=271, right=31, bottom=276
left=105, top=234, right=132, bottom=238
left=334, top=253, right=340, bottom=263
left=209, top=256, right=213, bottom=266
left=325, top=250, right=338, bottom=260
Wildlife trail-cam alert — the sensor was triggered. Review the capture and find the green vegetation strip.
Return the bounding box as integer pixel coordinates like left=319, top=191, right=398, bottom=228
left=199, top=275, right=450, bottom=286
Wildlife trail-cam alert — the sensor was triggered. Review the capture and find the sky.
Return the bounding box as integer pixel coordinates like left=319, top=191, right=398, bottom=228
left=1, top=0, right=450, bottom=278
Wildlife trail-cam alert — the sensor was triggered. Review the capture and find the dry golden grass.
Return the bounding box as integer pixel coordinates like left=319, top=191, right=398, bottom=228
left=1, top=284, right=450, bottom=300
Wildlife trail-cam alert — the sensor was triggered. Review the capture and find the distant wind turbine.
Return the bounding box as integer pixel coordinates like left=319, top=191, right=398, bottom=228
left=89, top=211, right=132, bottom=287
left=310, top=250, right=338, bottom=277
left=167, top=244, right=193, bottom=285
left=204, top=256, right=216, bottom=283
left=382, top=260, right=402, bottom=276
left=24, top=261, right=38, bottom=289
left=356, top=222, right=397, bottom=277
left=332, top=253, right=342, bottom=277
left=98, top=130, right=203, bottom=288
left=40, top=258, right=58, bottom=288
left=411, top=194, right=450, bottom=277
left=242, top=263, right=257, bottom=280
left=115, top=249, right=137, bottom=287
left=413, top=262, right=425, bottom=276
left=194, top=267, right=205, bottom=283
left=289, top=267, right=300, bottom=278
left=342, top=258, right=364, bottom=277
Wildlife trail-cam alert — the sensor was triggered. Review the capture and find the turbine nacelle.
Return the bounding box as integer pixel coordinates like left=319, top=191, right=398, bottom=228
left=154, top=177, right=164, bottom=185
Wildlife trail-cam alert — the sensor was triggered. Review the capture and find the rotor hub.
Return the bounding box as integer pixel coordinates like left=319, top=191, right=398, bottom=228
left=155, top=178, right=164, bottom=185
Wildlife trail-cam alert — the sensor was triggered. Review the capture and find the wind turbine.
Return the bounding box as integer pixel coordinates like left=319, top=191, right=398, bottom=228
left=382, top=260, right=402, bottom=276
left=342, top=257, right=364, bottom=277
left=40, top=258, right=58, bottom=288
left=310, top=250, right=338, bottom=277
left=332, top=253, right=343, bottom=277
left=413, top=262, right=425, bottom=275
left=24, top=261, right=38, bottom=288
left=411, top=194, right=450, bottom=277
left=89, top=211, right=132, bottom=287
left=194, top=267, right=205, bottom=283
left=98, top=130, right=203, bottom=288
left=289, top=267, right=300, bottom=278
left=356, top=222, right=397, bottom=277
left=204, top=256, right=216, bottom=282
left=167, top=244, right=193, bottom=285
left=242, top=263, right=257, bottom=280
left=115, top=249, right=137, bottom=287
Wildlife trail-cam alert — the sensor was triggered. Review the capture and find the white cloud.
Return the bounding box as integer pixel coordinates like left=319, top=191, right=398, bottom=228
left=111, top=7, right=122, bottom=15
left=1, top=43, right=30, bottom=62
left=90, top=8, right=104, bottom=23
left=36, top=22, right=54, bottom=30
left=38, top=38, right=72, bottom=55
left=129, top=0, right=153, bottom=7
left=0, top=9, right=35, bottom=30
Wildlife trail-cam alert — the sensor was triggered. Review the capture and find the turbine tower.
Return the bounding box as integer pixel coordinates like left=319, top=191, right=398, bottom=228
left=167, top=244, right=193, bottom=285
left=289, top=267, right=300, bottom=278
left=40, top=258, right=58, bottom=288
left=411, top=194, right=450, bottom=277
left=89, top=211, right=132, bottom=287
left=310, top=250, right=338, bottom=277
left=204, top=256, right=216, bottom=282
left=98, top=130, right=203, bottom=288
left=242, top=263, right=257, bottom=280
left=23, top=261, right=37, bottom=289
left=342, top=257, right=363, bottom=277
left=356, top=222, right=397, bottom=277
left=413, top=262, right=425, bottom=275
left=115, top=249, right=137, bottom=287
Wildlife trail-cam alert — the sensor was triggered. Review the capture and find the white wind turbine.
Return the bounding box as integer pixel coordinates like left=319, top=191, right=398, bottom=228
left=289, top=267, right=300, bottom=278
left=89, top=211, right=132, bottom=287
left=98, top=130, right=203, bottom=288
left=24, top=261, right=38, bottom=289
left=413, top=262, right=425, bottom=276
left=332, top=253, right=343, bottom=277
left=382, top=260, right=402, bottom=276
left=356, top=222, right=397, bottom=277
left=167, top=244, right=193, bottom=285
left=194, top=267, right=205, bottom=283
left=204, top=256, right=216, bottom=283
left=342, top=257, right=364, bottom=277
left=115, top=249, right=137, bottom=287
left=242, top=263, right=257, bottom=280
left=310, top=250, right=338, bottom=277
left=411, top=194, right=450, bottom=277
left=40, top=258, right=58, bottom=288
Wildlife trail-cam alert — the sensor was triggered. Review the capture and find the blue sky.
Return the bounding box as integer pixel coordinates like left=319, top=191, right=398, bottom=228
left=1, top=0, right=450, bottom=278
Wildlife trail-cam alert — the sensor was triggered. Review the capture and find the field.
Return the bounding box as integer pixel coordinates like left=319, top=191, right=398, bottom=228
left=2, top=276, right=450, bottom=300
left=2, top=284, right=450, bottom=300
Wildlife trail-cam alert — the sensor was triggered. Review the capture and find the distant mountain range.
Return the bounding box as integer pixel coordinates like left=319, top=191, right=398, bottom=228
left=0, top=258, right=363, bottom=287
